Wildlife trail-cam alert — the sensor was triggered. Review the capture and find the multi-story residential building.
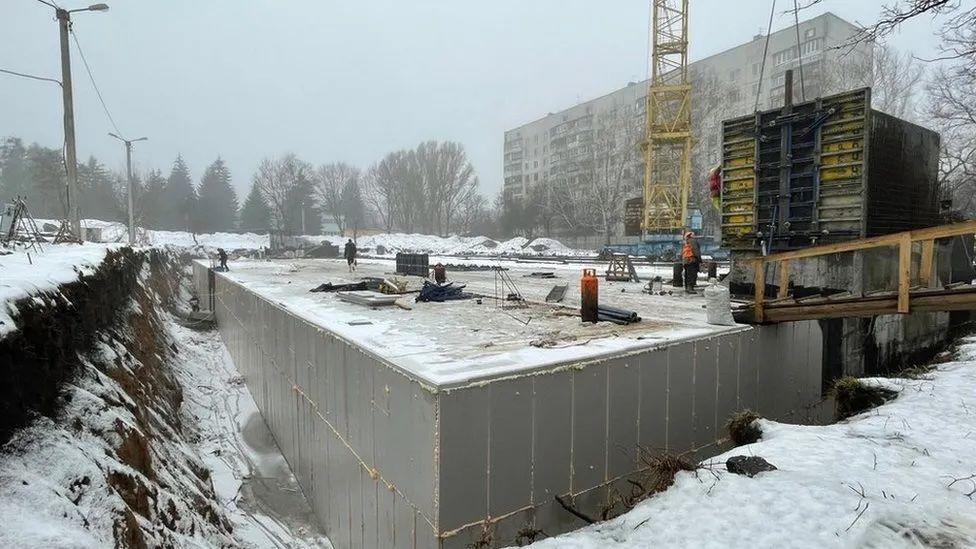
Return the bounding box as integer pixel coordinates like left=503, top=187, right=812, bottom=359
left=503, top=12, right=872, bottom=213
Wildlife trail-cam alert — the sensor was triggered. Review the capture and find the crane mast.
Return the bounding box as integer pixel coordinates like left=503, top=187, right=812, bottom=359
left=642, top=0, right=692, bottom=234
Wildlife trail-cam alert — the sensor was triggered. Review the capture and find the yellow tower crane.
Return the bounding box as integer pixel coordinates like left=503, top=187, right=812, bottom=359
left=642, top=0, right=693, bottom=235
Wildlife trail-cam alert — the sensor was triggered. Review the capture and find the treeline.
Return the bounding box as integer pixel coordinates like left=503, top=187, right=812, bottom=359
left=0, top=136, right=494, bottom=237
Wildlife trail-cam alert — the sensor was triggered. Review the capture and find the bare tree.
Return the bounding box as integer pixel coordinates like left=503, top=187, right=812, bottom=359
left=927, top=66, right=976, bottom=216
left=363, top=153, right=403, bottom=234
left=588, top=107, right=644, bottom=244
left=313, top=162, right=359, bottom=234
left=822, top=43, right=926, bottom=120
left=252, top=154, right=310, bottom=234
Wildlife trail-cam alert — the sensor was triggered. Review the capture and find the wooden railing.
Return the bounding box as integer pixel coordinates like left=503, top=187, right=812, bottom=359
left=751, top=220, right=976, bottom=323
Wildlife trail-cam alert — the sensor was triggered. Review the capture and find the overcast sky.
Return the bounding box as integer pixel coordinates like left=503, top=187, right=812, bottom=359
left=0, top=1, right=948, bottom=199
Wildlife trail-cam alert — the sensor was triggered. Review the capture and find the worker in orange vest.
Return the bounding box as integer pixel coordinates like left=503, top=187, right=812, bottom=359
left=681, top=231, right=701, bottom=293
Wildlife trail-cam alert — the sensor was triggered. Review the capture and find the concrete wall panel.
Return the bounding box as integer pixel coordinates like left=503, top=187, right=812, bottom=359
left=531, top=373, right=572, bottom=504
left=638, top=349, right=668, bottom=457
left=607, top=357, right=640, bottom=479
left=692, top=339, right=718, bottom=449
left=438, top=387, right=489, bottom=531
left=489, top=377, right=533, bottom=518
left=666, top=344, right=694, bottom=454
left=571, top=365, right=608, bottom=493
left=716, top=333, right=739, bottom=432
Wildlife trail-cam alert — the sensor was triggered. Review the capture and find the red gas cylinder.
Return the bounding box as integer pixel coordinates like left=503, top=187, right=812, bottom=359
left=581, top=268, right=598, bottom=323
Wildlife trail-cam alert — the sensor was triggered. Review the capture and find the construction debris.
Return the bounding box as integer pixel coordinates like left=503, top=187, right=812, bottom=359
left=545, top=284, right=568, bottom=303
left=597, top=304, right=642, bottom=325
left=443, top=263, right=507, bottom=272
left=309, top=281, right=368, bottom=293
left=524, top=271, right=557, bottom=278
left=416, top=280, right=472, bottom=302
left=336, top=290, right=399, bottom=307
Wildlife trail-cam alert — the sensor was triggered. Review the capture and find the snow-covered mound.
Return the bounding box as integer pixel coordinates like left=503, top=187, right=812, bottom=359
left=526, top=340, right=976, bottom=548
left=30, top=218, right=594, bottom=256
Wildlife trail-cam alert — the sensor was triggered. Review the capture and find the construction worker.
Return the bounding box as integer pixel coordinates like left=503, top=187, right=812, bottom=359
left=217, top=248, right=228, bottom=272
left=344, top=238, right=357, bottom=272
left=681, top=231, right=701, bottom=293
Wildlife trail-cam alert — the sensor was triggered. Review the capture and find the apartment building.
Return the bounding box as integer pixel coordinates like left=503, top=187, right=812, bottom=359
left=503, top=12, right=872, bottom=204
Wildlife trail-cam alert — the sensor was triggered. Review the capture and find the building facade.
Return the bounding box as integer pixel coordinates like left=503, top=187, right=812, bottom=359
left=503, top=12, right=872, bottom=235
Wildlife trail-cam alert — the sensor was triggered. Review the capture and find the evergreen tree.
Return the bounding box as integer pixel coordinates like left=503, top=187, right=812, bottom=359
left=78, top=156, right=122, bottom=222
left=0, top=137, right=30, bottom=200
left=26, top=143, right=67, bottom=219
left=195, top=157, right=238, bottom=233
left=162, top=155, right=197, bottom=231
left=239, top=182, right=271, bottom=234
left=139, top=169, right=167, bottom=229
left=284, top=169, right=321, bottom=235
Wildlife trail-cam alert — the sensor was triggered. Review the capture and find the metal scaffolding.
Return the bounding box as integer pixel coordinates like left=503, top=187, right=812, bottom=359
left=642, top=0, right=693, bottom=233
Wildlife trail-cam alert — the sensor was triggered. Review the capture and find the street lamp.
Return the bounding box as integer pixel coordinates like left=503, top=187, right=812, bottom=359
left=108, top=133, right=147, bottom=246
left=36, top=1, right=111, bottom=240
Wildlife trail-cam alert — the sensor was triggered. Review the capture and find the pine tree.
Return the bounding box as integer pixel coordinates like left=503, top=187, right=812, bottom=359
left=196, top=157, right=238, bottom=233
left=161, top=155, right=197, bottom=231
left=139, top=169, right=167, bottom=229
left=284, top=169, right=321, bottom=235
left=26, top=143, right=67, bottom=219
left=0, top=137, right=30, bottom=201
left=78, top=156, right=122, bottom=222
left=239, top=182, right=271, bottom=234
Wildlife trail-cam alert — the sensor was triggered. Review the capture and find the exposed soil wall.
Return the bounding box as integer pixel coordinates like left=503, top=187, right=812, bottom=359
left=0, top=248, right=236, bottom=547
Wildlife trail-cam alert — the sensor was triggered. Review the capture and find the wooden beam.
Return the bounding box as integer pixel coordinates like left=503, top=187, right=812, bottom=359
left=777, top=259, right=790, bottom=299
left=898, top=233, right=911, bottom=314
left=919, top=239, right=935, bottom=288
left=906, top=219, right=976, bottom=242
left=753, top=258, right=766, bottom=323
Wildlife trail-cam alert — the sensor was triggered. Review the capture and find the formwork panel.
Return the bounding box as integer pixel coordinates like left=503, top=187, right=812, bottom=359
left=692, top=339, right=718, bottom=449
left=638, top=349, right=668, bottom=456
left=392, top=499, right=415, bottom=549
left=607, top=357, right=640, bottom=479
left=737, top=330, right=760, bottom=411
left=438, top=387, right=489, bottom=532
left=531, top=372, right=573, bottom=503
left=666, top=345, right=694, bottom=455
left=363, top=474, right=379, bottom=549
left=571, top=365, right=608, bottom=492
left=488, top=377, right=533, bottom=518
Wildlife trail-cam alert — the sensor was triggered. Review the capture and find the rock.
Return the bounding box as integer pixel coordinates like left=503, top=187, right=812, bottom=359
left=726, top=455, right=777, bottom=477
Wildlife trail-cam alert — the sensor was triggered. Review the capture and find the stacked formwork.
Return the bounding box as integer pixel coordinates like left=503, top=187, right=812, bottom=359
left=194, top=262, right=826, bottom=548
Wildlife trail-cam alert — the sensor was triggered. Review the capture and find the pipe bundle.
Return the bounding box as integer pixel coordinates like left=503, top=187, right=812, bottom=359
left=597, top=305, right=641, bottom=325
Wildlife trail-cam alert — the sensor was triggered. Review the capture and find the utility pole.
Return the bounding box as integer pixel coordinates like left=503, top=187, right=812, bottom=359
left=56, top=8, right=81, bottom=239
left=44, top=2, right=110, bottom=240
left=109, top=133, right=148, bottom=245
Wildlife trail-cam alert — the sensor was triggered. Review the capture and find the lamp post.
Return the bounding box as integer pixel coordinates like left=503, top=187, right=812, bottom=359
left=40, top=1, right=110, bottom=240
left=109, top=133, right=147, bottom=245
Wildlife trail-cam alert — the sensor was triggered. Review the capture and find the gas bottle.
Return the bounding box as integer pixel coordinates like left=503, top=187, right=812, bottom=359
left=581, top=268, right=598, bottom=323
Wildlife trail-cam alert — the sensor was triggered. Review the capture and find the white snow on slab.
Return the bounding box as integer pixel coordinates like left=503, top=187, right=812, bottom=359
left=209, top=257, right=745, bottom=387
left=523, top=338, right=976, bottom=549
left=0, top=243, right=121, bottom=337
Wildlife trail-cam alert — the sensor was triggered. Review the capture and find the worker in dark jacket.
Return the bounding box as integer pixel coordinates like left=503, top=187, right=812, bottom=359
left=681, top=231, right=701, bottom=293
left=217, top=248, right=228, bottom=271
left=344, top=239, right=357, bottom=272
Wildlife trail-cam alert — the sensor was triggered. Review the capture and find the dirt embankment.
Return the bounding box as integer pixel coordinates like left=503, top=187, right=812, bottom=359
left=0, top=249, right=237, bottom=547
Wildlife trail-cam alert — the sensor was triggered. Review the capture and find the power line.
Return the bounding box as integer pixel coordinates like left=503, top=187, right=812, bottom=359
left=753, top=0, right=778, bottom=113
left=792, top=0, right=807, bottom=102
left=69, top=27, right=124, bottom=138
left=34, top=0, right=60, bottom=9
left=0, top=67, right=61, bottom=87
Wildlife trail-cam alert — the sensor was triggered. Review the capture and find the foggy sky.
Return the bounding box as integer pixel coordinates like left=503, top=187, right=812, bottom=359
left=0, top=1, right=946, bottom=201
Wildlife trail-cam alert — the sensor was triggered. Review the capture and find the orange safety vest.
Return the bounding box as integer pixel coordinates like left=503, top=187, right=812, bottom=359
left=682, top=241, right=695, bottom=260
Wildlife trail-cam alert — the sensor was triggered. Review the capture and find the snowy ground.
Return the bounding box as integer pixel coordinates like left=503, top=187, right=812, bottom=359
left=0, top=242, right=121, bottom=337
left=524, top=338, right=976, bottom=549
left=169, top=317, right=331, bottom=548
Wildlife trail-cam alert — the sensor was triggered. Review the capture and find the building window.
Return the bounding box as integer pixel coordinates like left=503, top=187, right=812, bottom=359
left=801, top=38, right=823, bottom=57
left=804, top=27, right=816, bottom=39
left=729, top=68, right=740, bottom=82
left=752, top=62, right=760, bottom=76
left=773, top=47, right=797, bottom=66
left=534, top=161, right=539, bottom=168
